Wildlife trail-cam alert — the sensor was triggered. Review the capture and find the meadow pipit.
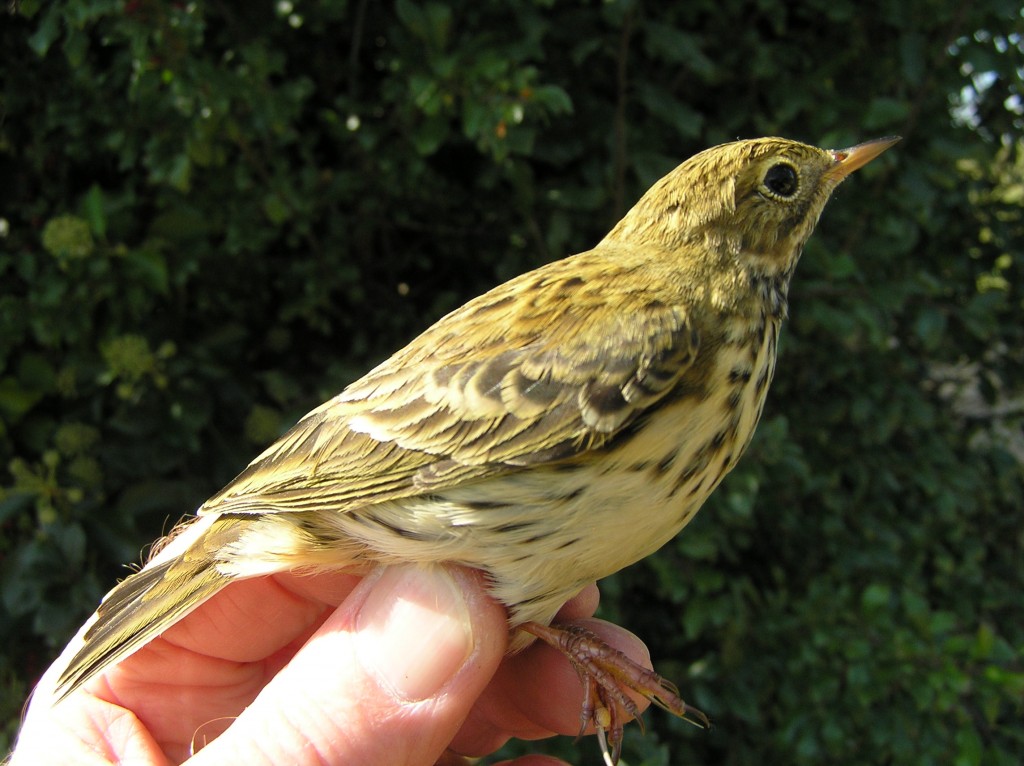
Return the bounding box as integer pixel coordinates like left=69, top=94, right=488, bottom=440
left=44, top=135, right=898, bottom=764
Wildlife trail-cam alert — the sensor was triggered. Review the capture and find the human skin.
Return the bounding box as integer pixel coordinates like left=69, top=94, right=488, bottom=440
left=10, top=565, right=652, bottom=766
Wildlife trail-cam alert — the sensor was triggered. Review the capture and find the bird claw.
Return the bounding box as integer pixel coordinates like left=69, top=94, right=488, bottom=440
left=521, top=621, right=710, bottom=765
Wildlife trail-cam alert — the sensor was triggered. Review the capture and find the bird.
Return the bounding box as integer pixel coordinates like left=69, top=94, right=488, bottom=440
left=49, top=134, right=898, bottom=764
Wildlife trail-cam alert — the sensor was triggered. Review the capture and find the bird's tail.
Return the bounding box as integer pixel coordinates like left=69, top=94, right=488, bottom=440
left=53, top=515, right=238, bottom=701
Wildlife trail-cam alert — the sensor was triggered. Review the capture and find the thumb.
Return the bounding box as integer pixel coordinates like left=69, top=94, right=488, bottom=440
left=191, top=564, right=508, bottom=766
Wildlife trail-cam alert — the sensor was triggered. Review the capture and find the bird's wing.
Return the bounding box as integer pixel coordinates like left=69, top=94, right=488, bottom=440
left=201, top=251, right=699, bottom=515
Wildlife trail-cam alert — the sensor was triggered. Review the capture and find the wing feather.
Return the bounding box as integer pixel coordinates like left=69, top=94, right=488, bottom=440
left=202, top=247, right=700, bottom=516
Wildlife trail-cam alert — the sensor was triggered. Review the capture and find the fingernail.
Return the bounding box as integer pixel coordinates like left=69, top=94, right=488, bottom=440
left=355, top=565, right=474, bottom=701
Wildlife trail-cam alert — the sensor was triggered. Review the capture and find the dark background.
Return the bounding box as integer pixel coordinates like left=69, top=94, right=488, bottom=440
left=1, top=1, right=1022, bottom=763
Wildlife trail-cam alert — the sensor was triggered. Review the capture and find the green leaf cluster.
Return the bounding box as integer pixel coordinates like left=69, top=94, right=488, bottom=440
left=2, top=0, right=1022, bottom=762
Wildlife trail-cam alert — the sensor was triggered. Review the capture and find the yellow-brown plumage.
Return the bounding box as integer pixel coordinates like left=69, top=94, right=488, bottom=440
left=52, top=135, right=897, bottom=760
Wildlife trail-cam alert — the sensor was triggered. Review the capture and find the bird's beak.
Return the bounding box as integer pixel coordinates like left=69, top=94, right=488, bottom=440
left=824, top=136, right=901, bottom=182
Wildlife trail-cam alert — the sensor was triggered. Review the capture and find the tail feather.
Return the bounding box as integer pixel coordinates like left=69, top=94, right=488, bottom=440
left=54, top=523, right=234, bottom=700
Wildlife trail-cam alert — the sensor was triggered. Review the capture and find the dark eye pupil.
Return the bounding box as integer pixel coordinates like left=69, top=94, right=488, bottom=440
left=764, top=164, right=798, bottom=197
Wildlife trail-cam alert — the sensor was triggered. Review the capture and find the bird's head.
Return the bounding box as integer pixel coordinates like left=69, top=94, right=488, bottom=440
left=603, top=136, right=899, bottom=280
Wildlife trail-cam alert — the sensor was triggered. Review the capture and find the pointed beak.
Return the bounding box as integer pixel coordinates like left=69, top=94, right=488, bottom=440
left=824, top=136, right=901, bottom=182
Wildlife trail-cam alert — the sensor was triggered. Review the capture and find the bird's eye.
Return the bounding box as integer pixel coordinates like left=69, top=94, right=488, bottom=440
left=762, top=163, right=799, bottom=199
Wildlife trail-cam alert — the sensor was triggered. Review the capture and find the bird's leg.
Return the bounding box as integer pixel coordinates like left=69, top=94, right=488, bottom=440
left=520, top=621, right=710, bottom=766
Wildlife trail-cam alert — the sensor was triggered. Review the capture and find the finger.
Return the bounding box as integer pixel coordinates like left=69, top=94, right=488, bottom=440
left=435, top=754, right=569, bottom=766
left=448, top=617, right=652, bottom=755
left=190, top=564, right=508, bottom=766
left=158, top=571, right=363, bottom=662
left=434, top=755, right=570, bottom=766
left=11, top=694, right=169, bottom=766
left=554, top=583, right=600, bottom=621
left=51, top=572, right=366, bottom=760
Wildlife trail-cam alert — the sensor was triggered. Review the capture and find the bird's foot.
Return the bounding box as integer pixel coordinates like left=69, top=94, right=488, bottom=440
left=521, top=621, right=710, bottom=766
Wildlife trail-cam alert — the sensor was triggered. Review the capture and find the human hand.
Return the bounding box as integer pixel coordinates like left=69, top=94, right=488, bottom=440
left=11, top=565, right=653, bottom=765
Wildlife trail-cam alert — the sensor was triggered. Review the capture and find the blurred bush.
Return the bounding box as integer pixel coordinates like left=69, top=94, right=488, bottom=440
left=1, top=1, right=1021, bottom=763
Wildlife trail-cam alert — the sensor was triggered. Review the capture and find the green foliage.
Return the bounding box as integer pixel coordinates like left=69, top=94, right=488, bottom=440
left=2, top=0, right=1022, bottom=762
